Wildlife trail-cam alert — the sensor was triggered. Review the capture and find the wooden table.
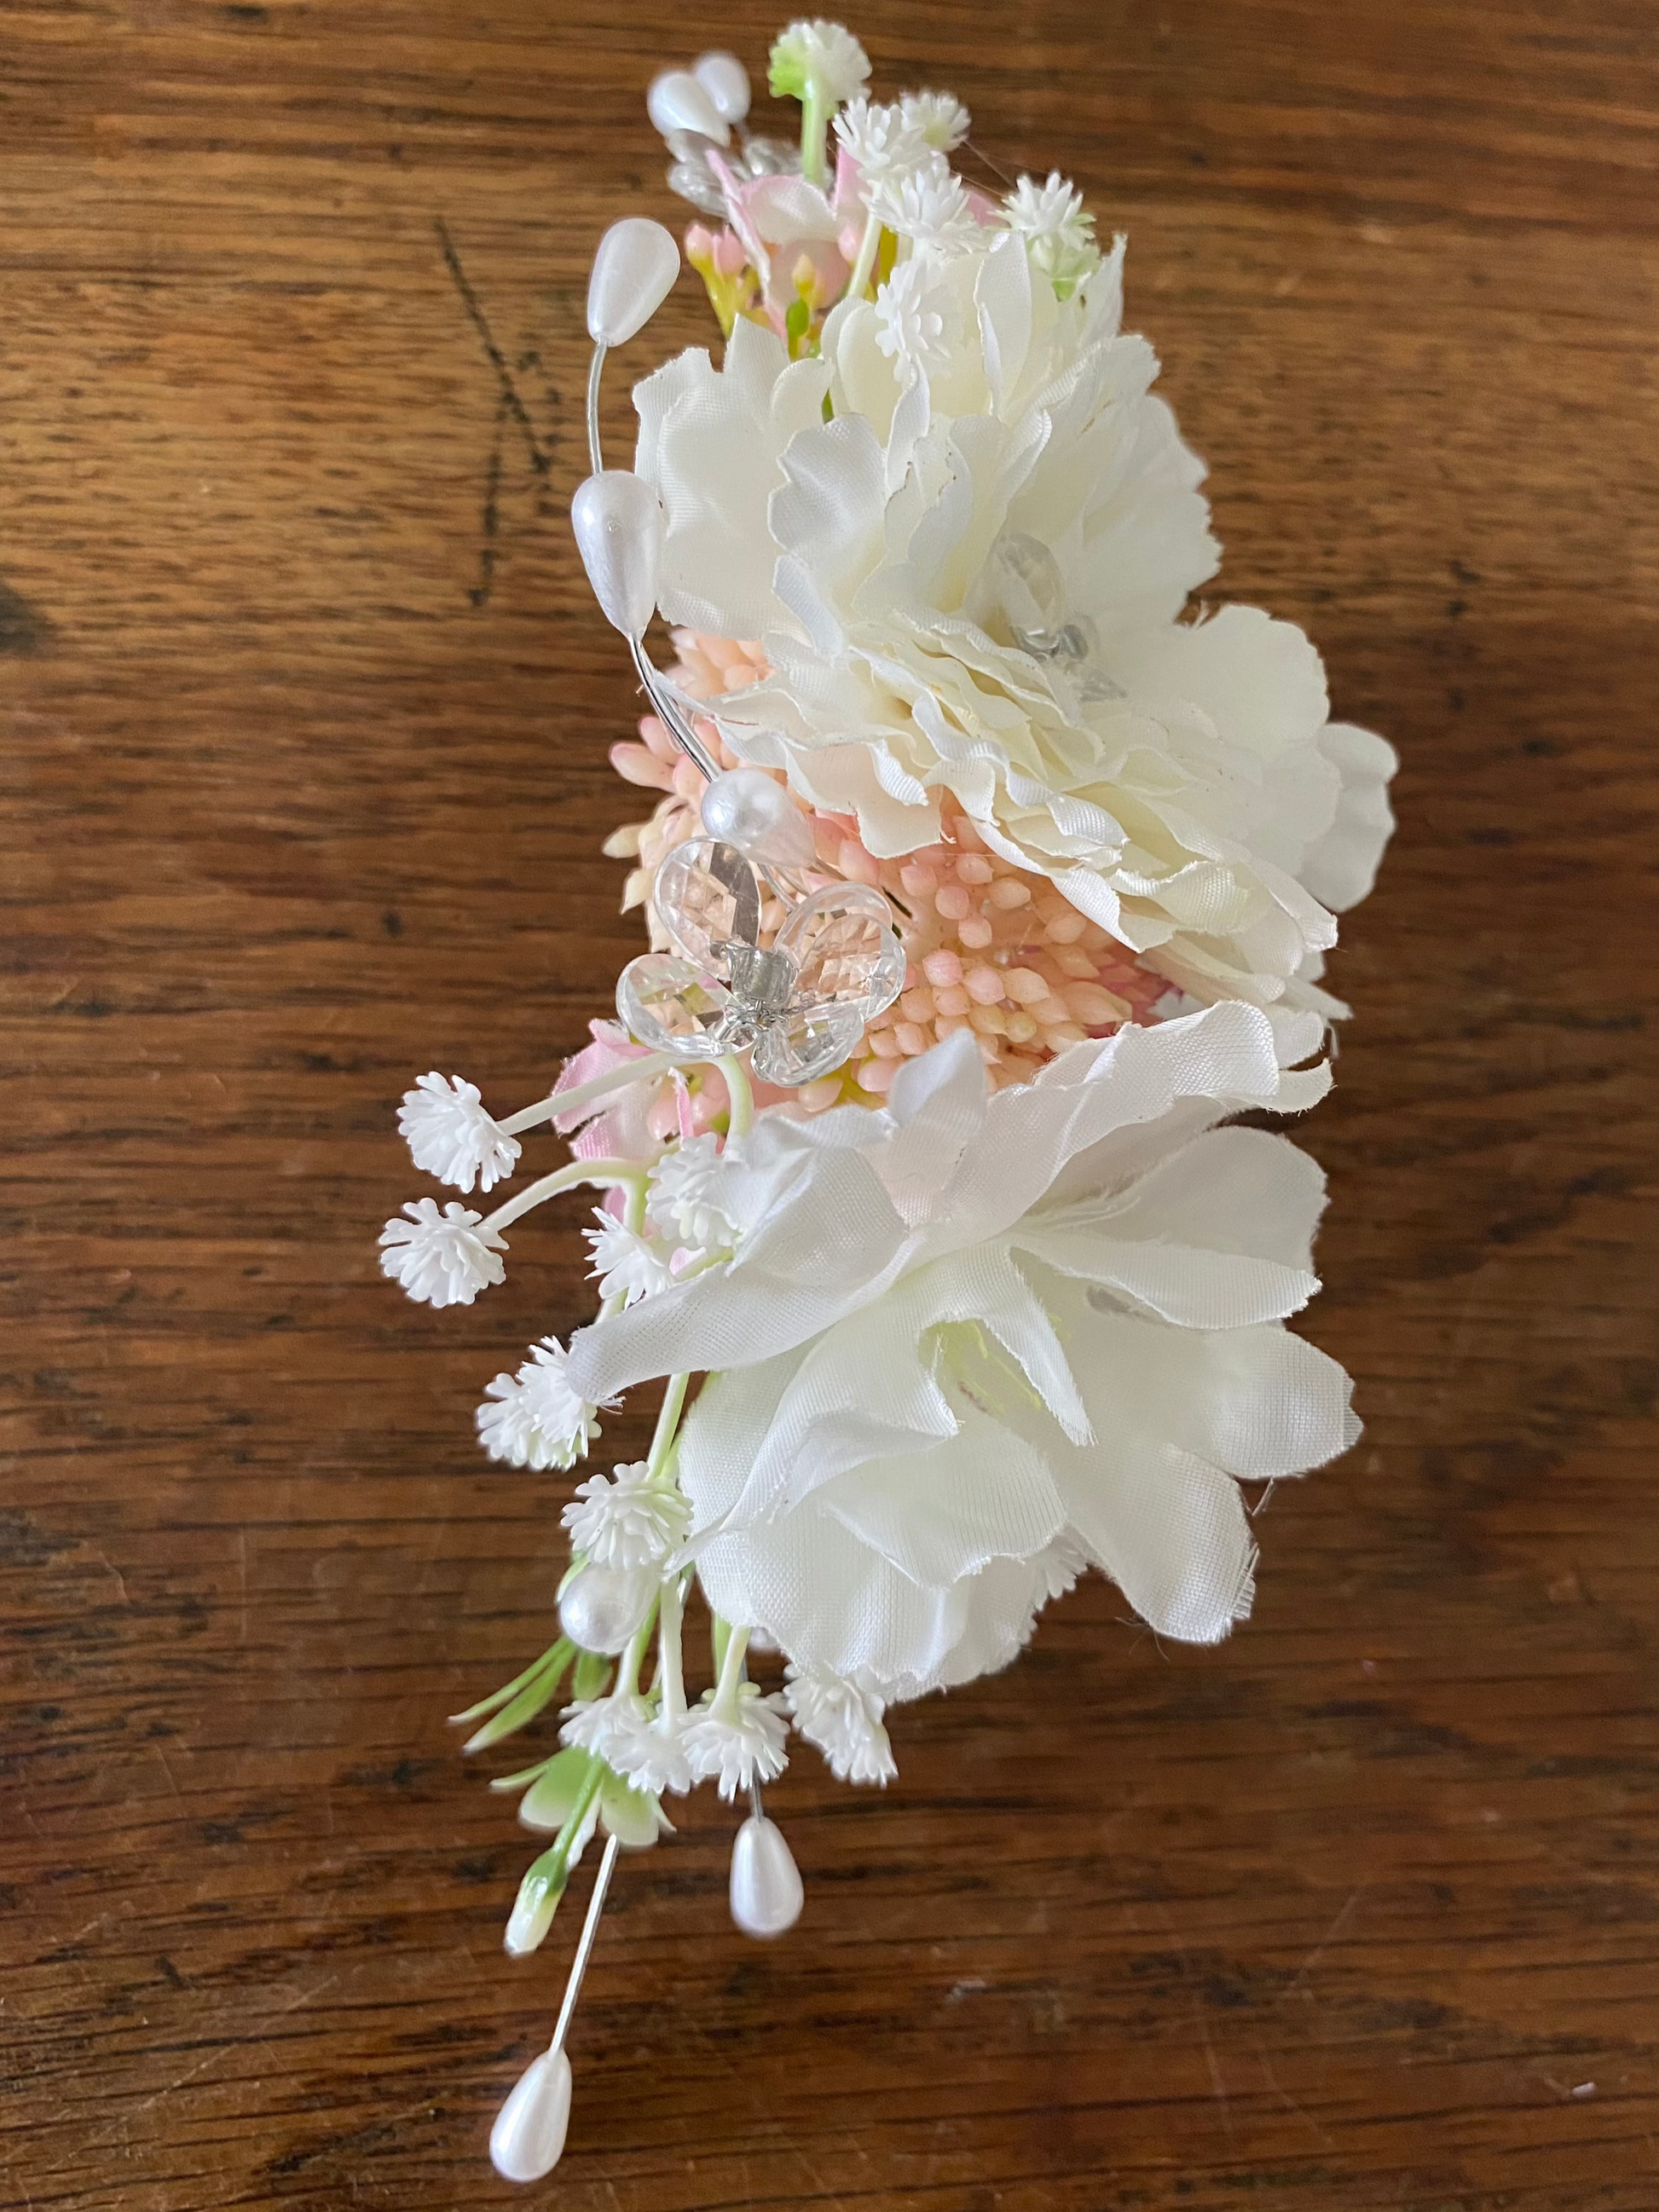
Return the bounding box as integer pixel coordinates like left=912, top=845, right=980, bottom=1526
left=6, top=2, right=1656, bottom=2204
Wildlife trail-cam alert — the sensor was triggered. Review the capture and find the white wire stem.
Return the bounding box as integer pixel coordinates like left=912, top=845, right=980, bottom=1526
left=497, top=1051, right=679, bottom=1139
left=547, top=1830, right=621, bottom=2059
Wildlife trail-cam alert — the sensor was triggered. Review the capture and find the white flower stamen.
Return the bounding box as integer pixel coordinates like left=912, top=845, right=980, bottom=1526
left=768, top=19, right=870, bottom=107
left=834, top=95, right=929, bottom=187
left=397, top=1071, right=521, bottom=1194
left=1003, top=170, right=1101, bottom=291
left=681, top=1680, right=790, bottom=1801
left=379, top=1198, right=506, bottom=1308
left=783, top=1661, right=897, bottom=1785
left=900, top=89, right=971, bottom=153
left=563, top=1461, right=690, bottom=1573
left=874, top=257, right=950, bottom=370
left=647, top=1132, right=739, bottom=1253
left=870, top=158, right=980, bottom=257
left=477, top=1337, right=601, bottom=1470
left=585, top=1210, right=676, bottom=1305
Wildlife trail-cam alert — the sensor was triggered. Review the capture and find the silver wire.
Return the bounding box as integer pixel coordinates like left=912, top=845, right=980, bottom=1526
left=547, top=1829, right=621, bottom=2059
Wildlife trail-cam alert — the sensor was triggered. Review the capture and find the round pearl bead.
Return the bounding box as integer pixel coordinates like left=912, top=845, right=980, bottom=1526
left=729, top=1813, right=805, bottom=1938
left=559, top=1564, right=656, bottom=1655
left=700, top=768, right=815, bottom=868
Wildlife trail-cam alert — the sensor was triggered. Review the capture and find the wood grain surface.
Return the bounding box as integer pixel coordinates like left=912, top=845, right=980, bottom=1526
left=4, top=1, right=1657, bottom=2205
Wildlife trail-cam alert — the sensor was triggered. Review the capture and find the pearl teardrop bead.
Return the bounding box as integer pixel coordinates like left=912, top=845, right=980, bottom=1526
left=489, top=2048, right=572, bottom=2184
left=693, top=51, right=750, bottom=125
left=559, top=1563, right=656, bottom=1656
left=700, top=767, right=816, bottom=868
left=586, top=218, right=682, bottom=347
left=729, top=1814, right=805, bottom=1938
left=569, top=472, right=662, bottom=639
left=646, top=69, right=730, bottom=147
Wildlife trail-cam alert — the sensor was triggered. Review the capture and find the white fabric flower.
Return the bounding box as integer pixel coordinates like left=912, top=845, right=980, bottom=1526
left=477, top=1337, right=601, bottom=1470
left=784, top=1661, right=897, bottom=1783
left=874, top=257, right=950, bottom=370
left=398, top=1071, right=521, bottom=1194
left=768, top=19, right=870, bottom=107
left=633, top=240, right=1396, bottom=1012
left=567, top=1006, right=1357, bottom=1697
left=870, top=160, right=980, bottom=257
left=585, top=1210, right=675, bottom=1305
left=563, top=1461, right=691, bottom=1572
left=901, top=90, right=970, bottom=153
left=680, top=1681, right=789, bottom=1800
left=833, top=96, right=928, bottom=186
left=648, top=1132, right=741, bottom=1251
left=379, top=1198, right=506, bottom=1308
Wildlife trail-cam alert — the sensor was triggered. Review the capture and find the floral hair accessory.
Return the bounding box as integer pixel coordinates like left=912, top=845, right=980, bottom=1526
left=382, top=26, right=1397, bottom=2185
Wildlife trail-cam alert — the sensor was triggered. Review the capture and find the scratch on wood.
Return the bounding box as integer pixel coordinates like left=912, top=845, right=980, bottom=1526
left=434, top=217, right=551, bottom=479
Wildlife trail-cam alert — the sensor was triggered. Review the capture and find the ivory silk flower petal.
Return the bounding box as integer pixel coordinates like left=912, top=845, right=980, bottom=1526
left=565, top=1004, right=1358, bottom=1695
left=632, top=230, right=1395, bottom=1009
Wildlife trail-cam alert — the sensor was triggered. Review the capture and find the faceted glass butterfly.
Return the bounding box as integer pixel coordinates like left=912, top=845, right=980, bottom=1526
left=616, top=839, right=905, bottom=1086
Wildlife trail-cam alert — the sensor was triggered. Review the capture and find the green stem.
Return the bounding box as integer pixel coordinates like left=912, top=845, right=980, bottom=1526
left=458, top=1640, right=577, bottom=1753
left=719, top=1054, right=754, bottom=1141
left=647, top=1373, right=690, bottom=1481
left=801, top=84, right=829, bottom=187
left=710, top=1620, right=750, bottom=1715
left=525, top=1753, right=606, bottom=1894
left=847, top=205, right=883, bottom=303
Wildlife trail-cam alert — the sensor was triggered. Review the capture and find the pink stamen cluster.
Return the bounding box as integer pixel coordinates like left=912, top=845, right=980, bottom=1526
left=604, top=632, right=1169, bottom=1111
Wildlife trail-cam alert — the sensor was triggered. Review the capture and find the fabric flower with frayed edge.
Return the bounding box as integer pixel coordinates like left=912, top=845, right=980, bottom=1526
left=379, top=1198, right=506, bottom=1308
left=398, top=1071, right=521, bottom=1194
left=585, top=1210, right=676, bottom=1306
left=477, top=1337, right=602, bottom=1471
left=567, top=1003, right=1357, bottom=1698
left=681, top=1679, right=790, bottom=1800
left=632, top=237, right=1397, bottom=1014
left=564, top=1461, right=691, bottom=1573
left=784, top=1661, right=897, bottom=1783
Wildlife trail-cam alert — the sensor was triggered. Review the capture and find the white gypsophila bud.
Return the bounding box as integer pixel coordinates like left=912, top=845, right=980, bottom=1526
left=398, top=1071, right=522, bottom=1194
left=476, top=1337, right=600, bottom=1470
left=563, top=1461, right=690, bottom=1573
left=646, top=1131, right=739, bottom=1253
left=606, top=1712, right=694, bottom=1798
left=680, top=1684, right=790, bottom=1802
left=379, top=1198, right=506, bottom=1308
left=768, top=19, right=870, bottom=107
left=833, top=95, right=929, bottom=187
left=584, top=1210, right=676, bottom=1306
left=783, top=1661, right=898, bottom=1784
left=870, top=159, right=980, bottom=257
left=899, top=89, right=970, bottom=153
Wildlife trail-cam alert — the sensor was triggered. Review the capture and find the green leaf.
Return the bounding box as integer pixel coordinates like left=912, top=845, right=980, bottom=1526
left=449, top=1636, right=573, bottom=1725
left=460, top=1643, right=576, bottom=1753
